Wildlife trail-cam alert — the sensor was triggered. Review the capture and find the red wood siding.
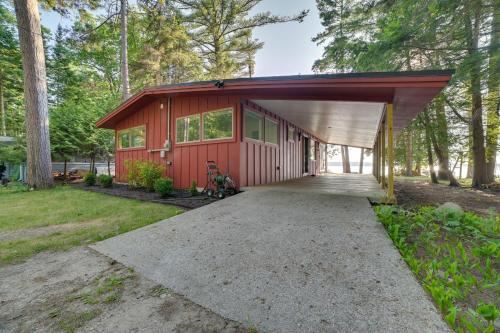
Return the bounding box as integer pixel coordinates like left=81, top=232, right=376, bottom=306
left=114, top=94, right=321, bottom=188
left=115, top=98, right=173, bottom=183
left=171, top=95, right=241, bottom=189
left=239, top=100, right=316, bottom=187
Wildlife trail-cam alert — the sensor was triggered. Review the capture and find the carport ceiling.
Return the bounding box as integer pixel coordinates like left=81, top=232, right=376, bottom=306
left=251, top=100, right=384, bottom=148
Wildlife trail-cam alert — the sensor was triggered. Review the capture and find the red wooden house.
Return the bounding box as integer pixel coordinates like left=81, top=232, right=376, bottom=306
left=96, top=70, right=452, bottom=194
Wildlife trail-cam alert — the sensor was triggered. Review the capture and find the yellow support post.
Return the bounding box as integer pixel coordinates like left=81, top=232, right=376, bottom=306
left=376, top=131, right=381, bottom=182
left=381, top=119, right=386, bottom=189
left=386, top=103, right=396, bottom=203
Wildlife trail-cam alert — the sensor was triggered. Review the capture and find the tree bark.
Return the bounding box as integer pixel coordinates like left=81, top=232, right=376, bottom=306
left=467, top=0, right=488, bottom=187
left=63, top=159, right=67, bottom=179
left=423, top=110, right=439, bottom=184
left=341, top=145, right=351, bottom=173
left=485, top=5, right=499, bottom=182
left=359, top=148, right=364, bottom=174
left=433, top=98, right=452, bottom=180
left=459, top=153, right=463, bottom=179
left=120, top=0, right=130, bottom=100
left=13, top=0, right=53, bottom=189
left=405, top=130, right=413, bottom=176
left=429, top=131, right=460, bottom=186
left=0, top=77, right=6, bottom=136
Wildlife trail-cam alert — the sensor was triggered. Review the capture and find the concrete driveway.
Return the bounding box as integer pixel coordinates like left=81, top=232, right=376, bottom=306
left=91, top=175, right=450, bottom=333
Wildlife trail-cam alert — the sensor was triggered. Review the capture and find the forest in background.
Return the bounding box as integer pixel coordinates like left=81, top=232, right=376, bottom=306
left=0, top=0, right=498, bottom=188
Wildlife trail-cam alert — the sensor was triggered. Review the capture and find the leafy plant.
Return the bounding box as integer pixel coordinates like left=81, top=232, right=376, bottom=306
left=98, top=174, right=113, bottom=188
left=83, top=173, right=96, bottom=186
left=138, top=161, right=164, bottom=191
left=189, top=180, right=198, bottom=196
left=125, top=160, right=165, bottom=191
left=154, top=178, right=173, bottom=198
left=375, top=205, right=500, bottom=333
left=0, top=182, right=30, bottom=194
left=125, top=160, right=141, bottom=188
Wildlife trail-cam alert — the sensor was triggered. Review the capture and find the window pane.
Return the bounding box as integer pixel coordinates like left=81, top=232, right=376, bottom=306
left=119, top=131, right=130, bottom=149
left=176, top=115, right=200, bottom=143
left=176, top=118, right=186, bottom=143
left=187, top=115, right=200, bottom=141
left=265, top=118, right=278, bottom=144
left=244, top=110, right=263, bottom=141
left=130, top=126, right=145, bottom=147
left=288, top=127, right=294, bottom=142
left=203, top=109, right=233, bottom=140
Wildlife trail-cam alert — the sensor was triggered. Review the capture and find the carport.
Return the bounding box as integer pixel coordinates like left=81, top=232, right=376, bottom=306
left=97, top=69, right=453, bottom=198
left=236, top=70, right=453, bottom=200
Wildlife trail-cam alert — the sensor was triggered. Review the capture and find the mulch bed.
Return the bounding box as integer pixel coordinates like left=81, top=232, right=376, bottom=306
left=71, top=182, right=219, bottom=209
left=395, top=180, right=499, bottom=217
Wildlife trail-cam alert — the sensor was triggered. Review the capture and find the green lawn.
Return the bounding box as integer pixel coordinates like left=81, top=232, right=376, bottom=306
left=376, top=205, right=499, bottom=333
left=0, top=185, right=183, bottom=265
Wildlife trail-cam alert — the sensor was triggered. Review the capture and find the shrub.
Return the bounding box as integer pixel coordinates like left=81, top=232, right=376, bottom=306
left=137, top=161, right=164, bottom=191
left=154, top=178, right=173, bottom=198
left=98, top=174, right=113, bottom=188
left=125, top=160, right=141, bottom=188
left=84, top=173, right=96, bottom=186
left=190, top=180, right=198, bottom=196
left=125, top=160, right=164, bottom=191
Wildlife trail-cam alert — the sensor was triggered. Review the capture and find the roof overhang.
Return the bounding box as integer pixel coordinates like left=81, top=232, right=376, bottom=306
left=96, top=70, right=453, bottom=147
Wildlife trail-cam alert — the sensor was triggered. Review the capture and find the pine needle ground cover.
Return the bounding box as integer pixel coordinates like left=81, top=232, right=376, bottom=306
left=375, top=205, right=499, bottom=332
left=0, top=185, right=183, bottom=265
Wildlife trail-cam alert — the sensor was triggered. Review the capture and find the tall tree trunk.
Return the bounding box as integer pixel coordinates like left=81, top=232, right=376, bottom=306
left=423, top=110, right=439, bottom=184
left=120, top=0, right=130, bottom=100
left=405, top=130, right=413, bottom=176
left=485, top=5, right=499, bottom=182
left=467, top=0, right=488, bottom=187
left=428, top=109, right=460, bottom=186
left=13, top=0, right=53, bottom=189
left=0, top=77, right=6, bottom=136
left=63, top=159, right=67, bottom=179
left=459, top=153, right=464, bottom=179
left=415, top=159, right=421, bottom=176
left=359, top=148, right=364, bottom=174
left=341, top=145, right=351, bottom=173
left=433, top=97, right=452, bottom=180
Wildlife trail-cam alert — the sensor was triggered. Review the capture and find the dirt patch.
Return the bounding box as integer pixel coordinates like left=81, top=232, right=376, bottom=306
left=71, top=183, right=221, bottom=209
left=395, top=180, right=499, bottom=216
left=0, top=247, right=249, bottom=332
left=0, top=220, right=106, bottom=243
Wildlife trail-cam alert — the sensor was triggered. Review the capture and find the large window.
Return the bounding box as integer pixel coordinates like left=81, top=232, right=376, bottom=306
left=203, top=108, right=233, bottom=140
left=265, top=118, right=278, bottom=145
left=176, top=114, right=200, bottom=143
left=244, top=110, right=263, bottom=141
left=118, top=125, right=146, bottom=149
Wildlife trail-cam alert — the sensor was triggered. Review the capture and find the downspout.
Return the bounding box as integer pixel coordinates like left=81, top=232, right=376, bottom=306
left=166, top=96, right=171, bottom=149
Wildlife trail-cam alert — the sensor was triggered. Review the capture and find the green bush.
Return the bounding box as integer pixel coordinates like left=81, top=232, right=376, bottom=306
left=190, top=180, right=198, bottom=196
left=154, top=178, right=173, bottom=198
left=84, top=173, right=96, bottom=186
left=125, top=160, right=141, bottom=188
left=138, top=161, right=164, bottom=191
left=98, top=174, right=113, bottom=188
left=125, top=160, right=164, bottom=191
